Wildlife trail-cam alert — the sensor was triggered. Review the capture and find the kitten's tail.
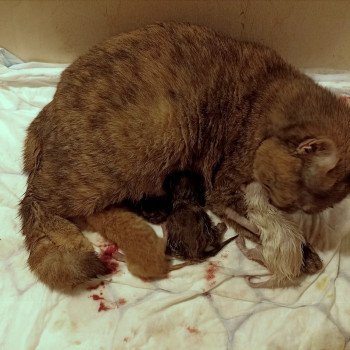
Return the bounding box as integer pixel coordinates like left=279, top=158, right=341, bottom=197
left=20, top=127, right=109, bottom=291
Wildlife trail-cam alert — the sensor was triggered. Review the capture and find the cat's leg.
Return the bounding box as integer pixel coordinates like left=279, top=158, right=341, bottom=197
left=225, top=208, right=260, bottom=235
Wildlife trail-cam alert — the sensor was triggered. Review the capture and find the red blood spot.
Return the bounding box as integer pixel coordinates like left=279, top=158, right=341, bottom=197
left=108, top=261, right=118, bottom=273
left=98, top=302, right=111, bottom=312
left=91, top=294, right=104, bottom=300
left=117, top=298, right=127, bottom=306
left=100, top=245, right=119, bottom=273
left=186, top=326, right=200, bottom=334
left=103, top=244, right=118, bottom=256
left=206, top=262, right=219, bottom=281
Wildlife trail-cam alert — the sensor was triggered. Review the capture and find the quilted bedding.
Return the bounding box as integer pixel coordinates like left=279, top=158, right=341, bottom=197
left=1, top=50, right=350, bottom=350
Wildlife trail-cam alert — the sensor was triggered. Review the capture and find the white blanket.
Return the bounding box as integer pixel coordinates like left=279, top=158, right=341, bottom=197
left=1, top=50, right=350, bottom=350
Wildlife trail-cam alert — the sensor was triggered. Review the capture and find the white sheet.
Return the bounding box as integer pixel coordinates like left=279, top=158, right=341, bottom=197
left=1, top=50, right=350, bottom=350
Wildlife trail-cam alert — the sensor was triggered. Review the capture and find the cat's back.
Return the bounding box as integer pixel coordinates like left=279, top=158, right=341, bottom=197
left=54, top=22, right=283, bottom=107
left=26, top=23, right=291, bottom=203
left=39, top=22, right=288, bottom=138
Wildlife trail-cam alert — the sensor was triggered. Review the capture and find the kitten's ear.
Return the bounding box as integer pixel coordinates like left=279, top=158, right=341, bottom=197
left=296, top=138, right=339, bottom=190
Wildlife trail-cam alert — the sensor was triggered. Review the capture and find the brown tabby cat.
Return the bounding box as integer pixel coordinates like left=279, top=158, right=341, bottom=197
left=20, top=22, right=350, bottom=291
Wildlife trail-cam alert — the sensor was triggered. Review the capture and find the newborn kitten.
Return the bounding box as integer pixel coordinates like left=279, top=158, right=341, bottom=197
left=162, top=171, right=237, bottom=261
left=236, top=182, right=323, bottom=288
left=74, top=207, right=169, bottom=281
left=75, top=206, right=204, bottom=282
left=20, top=22, right=350, bottom=290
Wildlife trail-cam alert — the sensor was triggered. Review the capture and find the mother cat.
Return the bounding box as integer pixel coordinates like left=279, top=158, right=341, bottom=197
left=20, top=22, right=350, bottom=290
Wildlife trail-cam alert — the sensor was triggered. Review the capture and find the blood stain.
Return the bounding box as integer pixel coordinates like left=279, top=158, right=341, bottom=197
left=186, top=326, right=200, bottom=334
left=206, top=262, right=219, bottom=281
left=91, top=294, right=104, bottom=301
left=108, top=261, right=118, bottom=273
left=117, top=298, right=127, bottom=306
left=98, top=302, right=111, bottom=312
left=102, top=244, right=118, bottom=257
left=100, top=245, right=119, bottom=273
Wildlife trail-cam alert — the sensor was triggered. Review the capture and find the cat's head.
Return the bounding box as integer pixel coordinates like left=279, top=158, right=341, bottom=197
left=253, top=76, right=350, bottom=214
left=254, top=135, right=350, bottom=214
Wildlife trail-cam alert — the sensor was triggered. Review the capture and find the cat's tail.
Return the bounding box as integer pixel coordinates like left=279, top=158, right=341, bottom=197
left=19, top=196, right=110, bottom=291
left=19, top=126, right=109, bottom=291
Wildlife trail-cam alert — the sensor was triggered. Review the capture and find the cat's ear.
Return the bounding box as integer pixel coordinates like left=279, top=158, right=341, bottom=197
left=296, top=138, right=339, bottom=190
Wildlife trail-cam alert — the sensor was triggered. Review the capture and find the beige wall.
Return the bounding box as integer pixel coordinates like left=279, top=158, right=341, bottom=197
left=0, top=0, right=350, bottom=69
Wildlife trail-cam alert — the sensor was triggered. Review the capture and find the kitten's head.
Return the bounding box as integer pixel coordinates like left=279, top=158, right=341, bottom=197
left=254, top=136, right=350, bottom=214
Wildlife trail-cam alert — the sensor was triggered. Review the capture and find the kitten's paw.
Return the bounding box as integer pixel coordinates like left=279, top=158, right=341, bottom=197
left=236, top=235, right=265, bottom=266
